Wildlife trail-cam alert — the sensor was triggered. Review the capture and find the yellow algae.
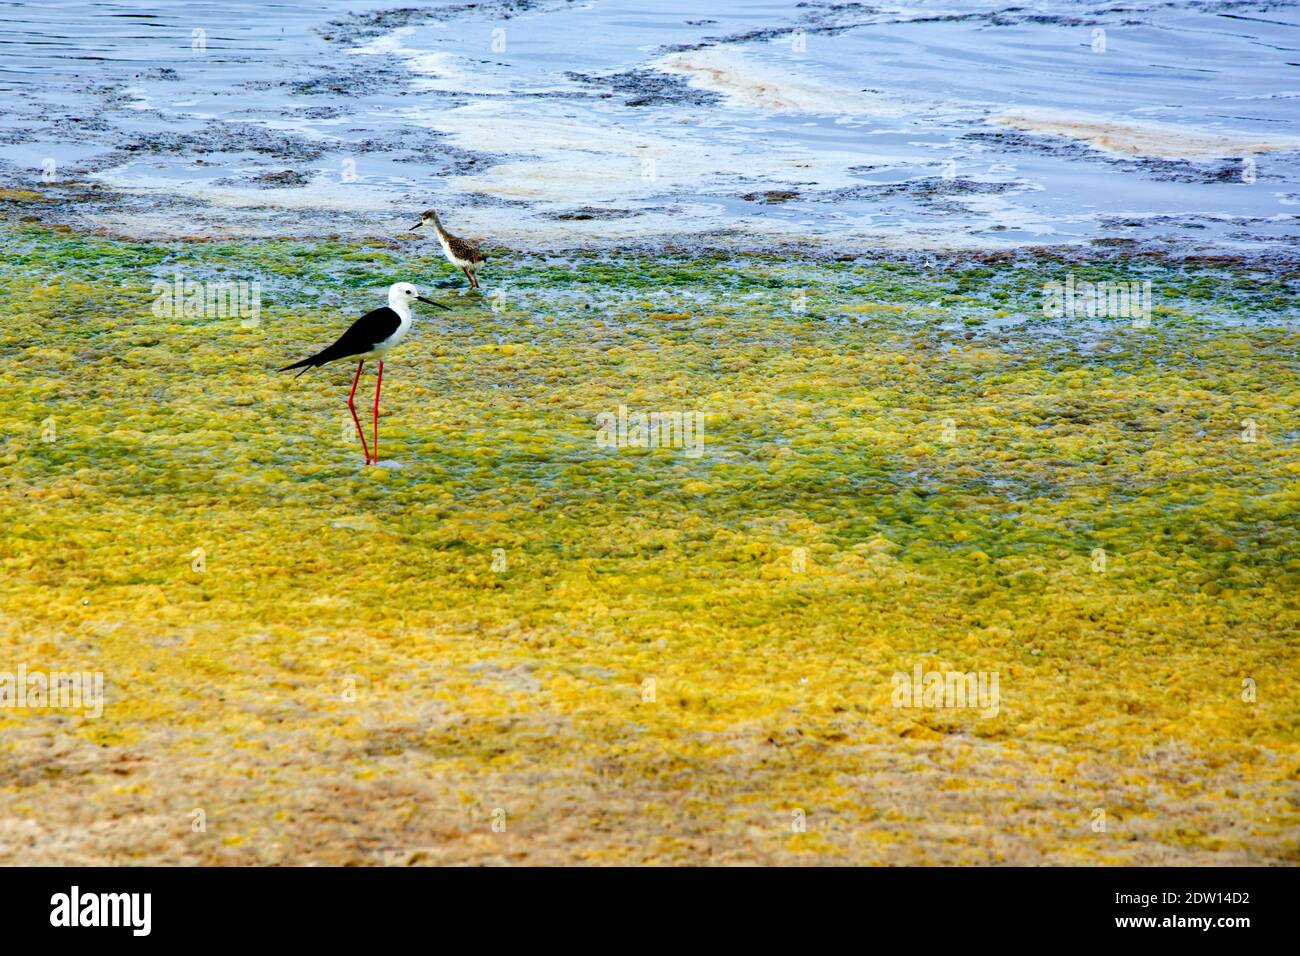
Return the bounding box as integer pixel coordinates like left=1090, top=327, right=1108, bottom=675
left=0, top=226, right=1296, bottom=865
left=0, top=188, right=47, bottom=203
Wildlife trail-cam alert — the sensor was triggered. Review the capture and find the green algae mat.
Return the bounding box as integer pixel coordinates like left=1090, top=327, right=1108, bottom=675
left=1, top=222, right=1297, bottom=864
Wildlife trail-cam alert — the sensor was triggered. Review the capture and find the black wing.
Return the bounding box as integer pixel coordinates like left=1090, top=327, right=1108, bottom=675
left=280, top=307, right=401, bottom=374
left=328, top=306, right=402, bottom=357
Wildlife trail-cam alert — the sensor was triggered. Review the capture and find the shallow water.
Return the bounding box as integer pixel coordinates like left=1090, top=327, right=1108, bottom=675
left=1, top=0, right=1298, bottom=253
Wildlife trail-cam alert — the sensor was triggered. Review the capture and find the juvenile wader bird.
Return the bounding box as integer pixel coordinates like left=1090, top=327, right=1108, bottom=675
left=280, top=282, right=449, bottom=465
left=409, top=208, right=487, bottom=289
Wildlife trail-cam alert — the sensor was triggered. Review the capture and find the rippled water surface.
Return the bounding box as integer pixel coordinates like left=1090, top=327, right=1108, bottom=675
left=1, top=0, right=1297, bottom=252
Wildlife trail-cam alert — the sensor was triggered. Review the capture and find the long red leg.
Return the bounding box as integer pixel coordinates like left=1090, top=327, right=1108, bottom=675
left=347, top=360, right=372, bottom=464
left=371, top=360, right=384, bottom=464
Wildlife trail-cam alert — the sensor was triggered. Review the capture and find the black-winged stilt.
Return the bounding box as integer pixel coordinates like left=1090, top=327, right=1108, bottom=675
left=280, top=282, right=450, bottom=465
left=409, top=209, right=487, bottom=289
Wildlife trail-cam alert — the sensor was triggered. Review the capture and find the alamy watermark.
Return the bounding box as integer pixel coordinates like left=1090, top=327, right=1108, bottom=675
left=50, top=886, right=150, bottom=936
left=151, top=272, right=262, bottom=328
left=891, top=664, right=999, bottom=718
left=596, top=405, right=705, bottom=458
left=1042, top=274, right=1153, bottom=326
left=1, top=666, right=103, bottom=718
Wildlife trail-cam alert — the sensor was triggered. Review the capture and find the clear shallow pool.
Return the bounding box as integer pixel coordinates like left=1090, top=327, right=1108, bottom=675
left=1, top=0, right=1297, bottom=253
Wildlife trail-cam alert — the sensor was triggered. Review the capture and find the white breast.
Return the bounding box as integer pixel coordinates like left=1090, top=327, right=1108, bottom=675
left=438, top=235, right=473, bottom=269
left=383, top=313, right=412, bottom=347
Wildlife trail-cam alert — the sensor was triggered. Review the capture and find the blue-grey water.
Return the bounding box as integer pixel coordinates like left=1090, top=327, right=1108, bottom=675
left=1, top=0, right=1297, bottom=253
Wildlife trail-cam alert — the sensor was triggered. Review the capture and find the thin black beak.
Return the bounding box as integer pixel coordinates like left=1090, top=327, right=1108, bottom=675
left=409, top=221, right=423, bottom=230
left=417, top=295, right=451, bottom=311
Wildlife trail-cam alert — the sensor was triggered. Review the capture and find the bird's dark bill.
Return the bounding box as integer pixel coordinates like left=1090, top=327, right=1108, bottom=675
left=417, top=296, right=451, bottom=310
left=409, top=222, right=423, bottom=230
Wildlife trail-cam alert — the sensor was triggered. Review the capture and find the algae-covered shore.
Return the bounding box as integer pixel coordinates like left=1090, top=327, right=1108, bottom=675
left=0, top=213, right=1296, bottom=864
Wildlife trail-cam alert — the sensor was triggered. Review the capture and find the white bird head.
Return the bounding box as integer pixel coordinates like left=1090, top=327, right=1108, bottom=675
left=388, top=281, right=451, bottom=311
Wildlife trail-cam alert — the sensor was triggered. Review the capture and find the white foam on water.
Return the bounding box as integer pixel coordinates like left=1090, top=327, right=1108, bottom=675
left=119, top=85, right=153, bottom=111
left=991, top=108, right=1300, bottom=160
left=349, top=28, right=479, bottom=94
left=413, top=102, right=889, bottom=205
left=91, top=167, right=395, bottom=213
left=652, top=46, right=911, bottom=116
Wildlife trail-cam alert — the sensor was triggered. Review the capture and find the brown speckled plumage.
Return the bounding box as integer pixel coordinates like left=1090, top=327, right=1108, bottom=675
left=415, top=209, right=487, bottom=289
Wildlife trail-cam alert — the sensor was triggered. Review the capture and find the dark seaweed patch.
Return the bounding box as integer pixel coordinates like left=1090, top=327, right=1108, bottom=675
left=740, top=190, right=801, bottom=203
left=240, top=169, right=311, bottom=189
left=116, top=124, right=327, bottom=163
left=563, top=69, right=722, bottom=108
left=321, top=1, right=578, bottom=43
left=550, top=207, right=641, bottom=221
